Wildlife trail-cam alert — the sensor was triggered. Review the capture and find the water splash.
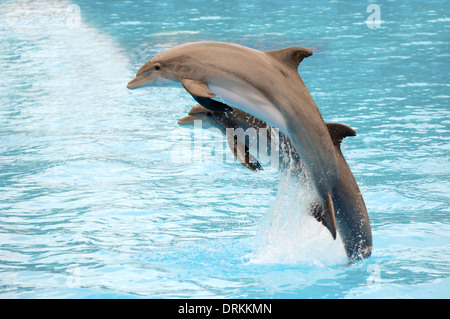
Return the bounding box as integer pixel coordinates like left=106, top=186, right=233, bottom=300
left=248, top=164, right=348, bottom=266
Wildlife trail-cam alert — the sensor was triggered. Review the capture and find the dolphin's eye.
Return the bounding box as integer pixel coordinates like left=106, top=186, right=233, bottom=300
left=155, top=64, right=161, bottom=71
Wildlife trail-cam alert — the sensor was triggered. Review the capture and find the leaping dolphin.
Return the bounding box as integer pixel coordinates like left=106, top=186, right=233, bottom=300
left=179, top=104, right=372, bottom=259
left=127, top=41, right=372, bottom=259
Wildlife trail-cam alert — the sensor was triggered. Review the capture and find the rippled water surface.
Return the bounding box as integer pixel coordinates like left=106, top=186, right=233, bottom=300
left=0, top=0, right=449, bottom=298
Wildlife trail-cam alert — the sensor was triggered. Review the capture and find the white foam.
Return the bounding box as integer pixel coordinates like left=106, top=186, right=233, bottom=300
left=0, top=0, right=136, bottom=96
left=247, top=169, right=348, bottom=266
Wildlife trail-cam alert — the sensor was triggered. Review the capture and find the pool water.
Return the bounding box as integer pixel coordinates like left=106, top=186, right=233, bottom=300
left=0, top=0, right=449, bottom=298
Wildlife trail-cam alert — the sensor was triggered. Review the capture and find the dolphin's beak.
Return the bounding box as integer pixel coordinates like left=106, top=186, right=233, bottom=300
left=127, top=75, right=148, bottom=89
left=177, top=115, right=201, bottom=125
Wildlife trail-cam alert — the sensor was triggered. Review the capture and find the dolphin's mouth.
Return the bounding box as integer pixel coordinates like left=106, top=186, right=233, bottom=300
left=177, top=114, right=200, bottom=125
left=127, top=74, right=149, bottom=89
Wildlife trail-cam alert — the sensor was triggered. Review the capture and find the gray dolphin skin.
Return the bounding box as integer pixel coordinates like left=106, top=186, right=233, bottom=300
left=127, top=41, right=372, bottom=260
left=325, top=123, right=372, bottom=260
left=179, top=104, right=372, bottom=260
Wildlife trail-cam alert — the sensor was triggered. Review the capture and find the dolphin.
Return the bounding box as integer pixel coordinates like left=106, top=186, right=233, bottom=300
left=178, top=104, right=300, bottom=172
left=325, top=123, right=372, bottom=259
left=179, top=104, right=372, bottom=259
left=127, top=41, right=372, bottom=259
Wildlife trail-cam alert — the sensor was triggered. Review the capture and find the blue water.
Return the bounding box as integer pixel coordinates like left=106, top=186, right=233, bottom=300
left=0, top=0, right=449, bottom=298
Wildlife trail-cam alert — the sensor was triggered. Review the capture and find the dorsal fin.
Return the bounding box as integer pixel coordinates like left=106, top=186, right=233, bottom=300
left=265, top=47, right=313, bottom=70
left=326, top=123, right=356, bottom=149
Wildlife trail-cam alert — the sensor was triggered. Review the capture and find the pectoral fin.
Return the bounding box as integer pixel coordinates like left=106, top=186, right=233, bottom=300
left=226, top=133, right=263, bottom=171
left=181, top=79, right=216, bottom=97
left=312, top=193, right=337, bottom=239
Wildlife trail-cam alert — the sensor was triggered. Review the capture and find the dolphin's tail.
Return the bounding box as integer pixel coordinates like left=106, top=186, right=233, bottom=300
left=330, top=187, right=373, bottom=261
left=312, top=193, right=337, bottom=240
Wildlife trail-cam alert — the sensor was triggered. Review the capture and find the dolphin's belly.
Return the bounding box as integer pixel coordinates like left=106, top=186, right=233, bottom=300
left=209, top=79, right=339, bottom=191
left=208, top=82, right=289, bottom=138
